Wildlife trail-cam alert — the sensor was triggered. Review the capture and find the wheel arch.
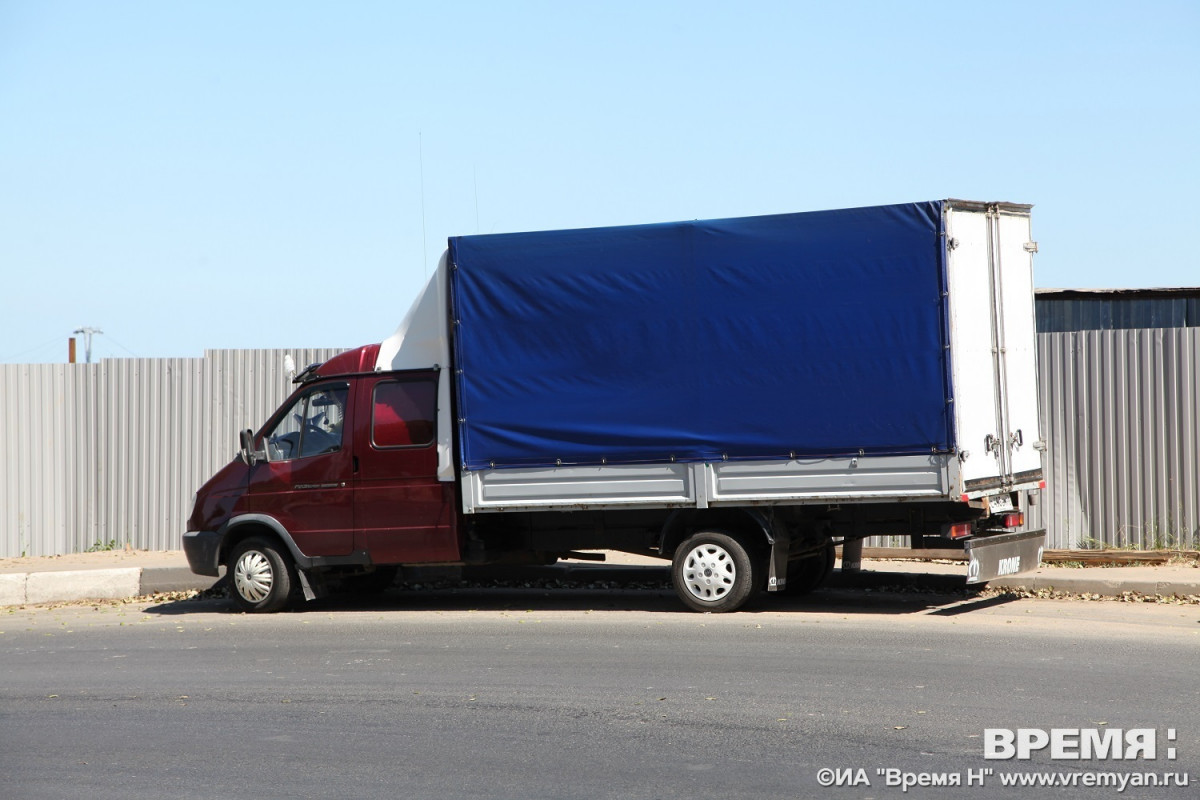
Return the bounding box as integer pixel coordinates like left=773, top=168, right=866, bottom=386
left=217, top=515, right=310, bottom=570
left=657, top=508, right=775, bottom=558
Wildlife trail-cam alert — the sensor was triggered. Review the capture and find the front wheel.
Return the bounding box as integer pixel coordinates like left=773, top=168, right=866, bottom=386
left=229, top=537, right=297, bottom=613
left=671, top=531, right=762, bottom=613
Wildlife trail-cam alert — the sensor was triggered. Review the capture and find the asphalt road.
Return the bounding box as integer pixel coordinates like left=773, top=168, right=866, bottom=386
left=2, top=586, right=1198, bottom=799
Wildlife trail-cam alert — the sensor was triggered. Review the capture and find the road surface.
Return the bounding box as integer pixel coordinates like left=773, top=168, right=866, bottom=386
left=2, top=586, right=1197, bottom=799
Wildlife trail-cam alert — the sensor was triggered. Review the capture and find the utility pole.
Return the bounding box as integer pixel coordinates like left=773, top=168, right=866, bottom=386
left=73, top=326, right=102, bottom=364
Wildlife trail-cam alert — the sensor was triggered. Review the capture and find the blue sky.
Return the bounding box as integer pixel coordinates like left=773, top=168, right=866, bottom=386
left=1, top=1, right=1197, bottom=362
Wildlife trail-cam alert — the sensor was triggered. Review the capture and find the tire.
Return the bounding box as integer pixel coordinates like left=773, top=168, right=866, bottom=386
left=783, top=541, right=835, bottom=595
left=671, top=531, right=762, bottom=613
left=229, top=536, right=298, bottom=613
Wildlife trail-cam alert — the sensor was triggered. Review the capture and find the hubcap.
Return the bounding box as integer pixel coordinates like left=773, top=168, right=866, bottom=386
left=681, top=543, right=736, bottom=603
left=234, top=550, right=273, bottom=603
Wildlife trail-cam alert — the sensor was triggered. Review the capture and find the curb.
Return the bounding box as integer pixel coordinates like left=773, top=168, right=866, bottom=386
left=0, top=567, right=220, bottom=607
left=2, top=563, right=1197, bottom=608
left=824, top=570, right=967, bottom=593
left=829, top=570, right=1200, bottom=598
left=987, top=574, right=1199, bottom=597
left=457, top=564, right=671, bottom=585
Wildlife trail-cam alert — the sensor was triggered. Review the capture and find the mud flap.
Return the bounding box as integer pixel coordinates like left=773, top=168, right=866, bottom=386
left=297, top=569, right=329, bottom=601
left=964, top=529, right=1046, bottom=585
left=767, top=524, right=789, bottom=592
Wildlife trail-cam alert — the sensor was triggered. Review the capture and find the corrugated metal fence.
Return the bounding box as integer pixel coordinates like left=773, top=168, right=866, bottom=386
left=1028, top=327, right=1198, bottom=549
left=1, top=333, right=1197, bottom=556
left=0, top=349, right=342, bottom=556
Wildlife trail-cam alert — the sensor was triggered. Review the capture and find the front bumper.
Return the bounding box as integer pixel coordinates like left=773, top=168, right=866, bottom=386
left=183, top=530, right=222, bottom=576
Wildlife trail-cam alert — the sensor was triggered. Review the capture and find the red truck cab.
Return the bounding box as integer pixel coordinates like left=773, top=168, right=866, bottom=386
left=184, top=345, right=460, bottom=611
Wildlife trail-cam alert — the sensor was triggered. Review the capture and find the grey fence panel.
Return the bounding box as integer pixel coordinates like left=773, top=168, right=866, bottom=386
left=1020, top=329, right=1197, bottom=549
left=1, top=349, right=342, bottom=557
left=865, top=328, right=1199, bottom=552
left=3, top=364, right=63, bottom=556
left=4, top=332, right=1199, bottom=557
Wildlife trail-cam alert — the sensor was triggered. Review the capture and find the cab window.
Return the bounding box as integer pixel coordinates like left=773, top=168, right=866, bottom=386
left=264, top=384, right=349, bottom=461
left=372, top=378, right=436, bottom=448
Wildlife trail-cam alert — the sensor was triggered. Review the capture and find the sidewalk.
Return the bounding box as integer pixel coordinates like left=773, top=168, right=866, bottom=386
left=0, top=548, right=1197, bottom=607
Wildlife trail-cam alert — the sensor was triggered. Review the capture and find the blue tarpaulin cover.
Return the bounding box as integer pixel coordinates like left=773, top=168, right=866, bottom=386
left=449, top=201, right=952, bottom=470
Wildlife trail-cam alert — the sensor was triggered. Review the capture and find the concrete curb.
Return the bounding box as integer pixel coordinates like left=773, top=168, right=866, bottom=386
left=26, top=568, right=142, bottom=604
left=139, top=566, right=219, bottom=595
left=0, top=567, right=220, bottom=607
left=987, top=574, right=1200, bottom=597
left=458, top=564, right=671, bottom=585
left=445, top=564, right=1200, bottom=600
left=829, top=570, right=1200, bottom=598
left=1, top=561, right=1197, bottom=608
left=825, top=570, right=966, bottom=593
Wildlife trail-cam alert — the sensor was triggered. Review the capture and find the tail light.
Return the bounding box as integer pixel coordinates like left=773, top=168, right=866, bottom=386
left=948, top=522, right=973, bottom=540
left=1001, top=512, right=1025, bottom=528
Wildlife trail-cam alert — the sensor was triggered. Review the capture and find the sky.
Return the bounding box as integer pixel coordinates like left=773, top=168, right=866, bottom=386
left=1, top=0, right=1197, bottom=363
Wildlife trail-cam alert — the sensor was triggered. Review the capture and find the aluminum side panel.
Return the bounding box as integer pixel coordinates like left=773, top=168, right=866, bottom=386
left=462, top=464, right=697, bottom=513
left=461, top=456, right=956, bottom=513
left=706, top=455, right=953, bottom=504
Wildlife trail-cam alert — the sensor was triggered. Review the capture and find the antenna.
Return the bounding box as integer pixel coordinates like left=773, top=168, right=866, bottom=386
left=419, top=131, right=428, bottom=279
left=73, top=326, right=103, bottom=364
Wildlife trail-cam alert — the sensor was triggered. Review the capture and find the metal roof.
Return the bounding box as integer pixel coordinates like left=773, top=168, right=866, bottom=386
left=1035, top=288, right=1200, bottom=332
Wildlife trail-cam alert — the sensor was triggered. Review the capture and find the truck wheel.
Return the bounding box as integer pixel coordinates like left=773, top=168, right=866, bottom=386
left=229, top=537, right=297, bottom=613
left=784, top=542, right=835, bottom=595
left=672, top=531, right=761, bottom=613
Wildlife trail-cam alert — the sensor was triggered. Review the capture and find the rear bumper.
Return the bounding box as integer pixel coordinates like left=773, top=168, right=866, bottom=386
left=183, top=530, right=222, bottom=577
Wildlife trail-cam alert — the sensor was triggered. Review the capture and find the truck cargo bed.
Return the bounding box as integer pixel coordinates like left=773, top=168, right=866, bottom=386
left=378, top=199, right=1042, bottom=513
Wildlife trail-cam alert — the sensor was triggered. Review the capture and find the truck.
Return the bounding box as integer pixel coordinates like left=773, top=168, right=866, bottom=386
left=184, top=199, right=1047, bottom=613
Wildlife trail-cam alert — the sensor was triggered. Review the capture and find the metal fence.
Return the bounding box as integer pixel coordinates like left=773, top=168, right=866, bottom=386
left=1028, top=327, right=1198, bottom=549
left=0, top=349, right=342, bottom=557
left=1, top=331, right=1197, bottom=557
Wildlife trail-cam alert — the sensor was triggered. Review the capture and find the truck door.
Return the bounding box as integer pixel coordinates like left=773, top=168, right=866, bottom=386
left=248, top=381, right=355, bottom=556
left=352, top=372, right=458, bottom=563
left=993, top=209, right=1043, bottom=486
left=946, top=203, right=1043, bottom=494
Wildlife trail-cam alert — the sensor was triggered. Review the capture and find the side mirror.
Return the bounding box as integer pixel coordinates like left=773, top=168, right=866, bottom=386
left=238, top=429, right=265, bottom=465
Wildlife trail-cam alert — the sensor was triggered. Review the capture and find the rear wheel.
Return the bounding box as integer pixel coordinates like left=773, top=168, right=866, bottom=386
left=229, top=537, right=297, bottom=613
left=671, top=531, right=762, bottom=613
left=783, top=541, right=835, bottom=595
